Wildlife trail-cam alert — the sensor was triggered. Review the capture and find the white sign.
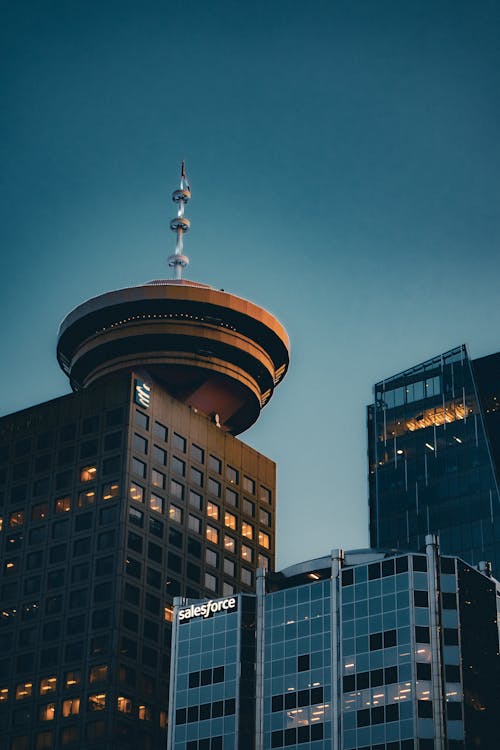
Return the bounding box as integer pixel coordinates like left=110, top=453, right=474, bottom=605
left=178, top=597, right=237, bottom=622
left=135, top=380, right=151, bottom=408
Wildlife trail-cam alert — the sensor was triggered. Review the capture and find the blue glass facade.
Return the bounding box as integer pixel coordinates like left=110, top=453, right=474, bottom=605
left=368, top=345, right=500, bottom=574
left=168, top=544, right=500, bottom=750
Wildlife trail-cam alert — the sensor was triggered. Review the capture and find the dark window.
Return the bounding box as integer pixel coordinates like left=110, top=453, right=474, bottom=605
left=442, top=592, right=457, bottom=609
left=368, top=562, right=380, bottom=580
left=415, top=626, right=430, bottom=643
left=148, top=542, right=162, bottom=563
left=297, top=654, right=310, bottom=672
left=357, top=709, right=370, bottom=727
left=149, top=517, right=163, bottom=538
left=417, top=662, right=432, bottom=680
left=129, top=507, right=144, bottom=527
left=447, top=702, right=462, bottom=720
left=168, top=526, right=183, bottom=548
left=342, top=568, right=354, bottom=586
left=370, top=632, right=383, bottom=651
left=73, top=537, right=91, bottom=556
left=357, top=672, right=369, bottom=689
left=272, top=694, right=283, bottom=711
left=414, top=590, right=429, bottom=607
left=103, top=455, right=120, bottom=475
left=104, top=432, right=121, bottom=451
left=385, top=703, right=399, bottom=722
left=95, top=555, right=113, bottom=576
left=395, top=556, right=409, bottom=573
left=146, top=567, right=161, bottom=589
left=124, top=583, right=140, bottom=605
left=126, top=558, right=141, bottom=578
left=418, top=700, right=433, bottom=718
left=50, top=543, right=67, bottom=563
left=94, top=582, right=112, bottom=602
left=445, top=665, right=461, bottom=682
left=310, top=687, right=323, bottom=704
left=271, top=731, right=283, bottom=748
left=443, top=628, right=459, bottom=645
left=343, top=675, right=355, bottom=692
left=384, top=629, right=397, bottom=648
left=75, top=512, right=92, bottom=532
left=412, top=555, right=427, bottom=572
left=284, top=692, right=296, bottom=709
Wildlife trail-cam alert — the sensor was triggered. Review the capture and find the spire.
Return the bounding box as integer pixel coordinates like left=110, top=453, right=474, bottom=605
left=168, top=161, right=191, bottom=279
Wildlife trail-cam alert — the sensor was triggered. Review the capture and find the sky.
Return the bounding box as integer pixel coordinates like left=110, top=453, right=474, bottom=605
left=1, top=0, right=500, bottom=569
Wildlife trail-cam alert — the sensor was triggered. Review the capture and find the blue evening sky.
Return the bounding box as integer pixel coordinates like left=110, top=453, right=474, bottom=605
left=1, top=0, right=500, bottom=568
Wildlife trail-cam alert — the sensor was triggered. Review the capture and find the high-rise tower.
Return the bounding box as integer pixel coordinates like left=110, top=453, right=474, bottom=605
left=0, top=166, right=289, bottom=750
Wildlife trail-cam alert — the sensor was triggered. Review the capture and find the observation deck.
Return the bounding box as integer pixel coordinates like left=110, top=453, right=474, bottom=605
left=57, top=278, right=289, bottom=435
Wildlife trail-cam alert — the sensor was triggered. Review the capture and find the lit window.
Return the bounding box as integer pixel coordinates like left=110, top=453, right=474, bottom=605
left=0, top=687, right=8, bottom=702
left=160, top=710, right=168, bottom=728
left=224, top=535, right=236, bottom=553
left=169, top=505, right=182, bottom=524
left=39, top=677, right=57, bottom=694
left=188, top=515, right=201, bottom=533
left=80, top=466, right=97, bottom=482
left=64, top=671, right=81, bottom=689
left=138, top=704, right=151, bottom=720
left=206, top=526, right=219, bottom=544
left=9, top=511, right=24, bottom=528
left=102, top=482, right=119, bottom=501
left=77, top=489, right=95, bottom=507
left=62, top=698, right=80, bottom=717
left=242, top=522, right=253, bottom=540
left=15, top=681, right=33, bottom=700
left=164, top=606, right=174, bottom=623
left=259, top=531, right=270, bottom=549
left=207, top=502, right=219, bottom=520
left=243, top=476, right=255, bottom=494
left=149, top=494, right=164, bottom=514
left=225, top=512, right=236, bottom=530
left=88, top=693, right=106, bottom=711
left=205, top=573, right=217, bottom=592
left=117, top=696, right=132, bottom=713
left=0, top=517, right=2, bottom=531
left=32, top=503, right=48, bottom=521
left=89, top=665, right=108, bottom=684
left=5, top=560, right=17, bottom=574
left=39, top=702, right=55, bottom=721
left=129, top=483, right=144, bottom=503
left=241, top=544, right=253, bottom=561
left=55, top=496, right=71, bottom=514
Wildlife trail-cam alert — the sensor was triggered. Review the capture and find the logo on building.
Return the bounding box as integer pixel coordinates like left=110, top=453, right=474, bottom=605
left=135, top=380, right=151, bottom=409
left=178, top=597, right=237, bottom=622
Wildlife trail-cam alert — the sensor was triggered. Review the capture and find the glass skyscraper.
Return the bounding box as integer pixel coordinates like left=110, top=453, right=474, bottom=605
left=167, top=539, right=500, bottom=749
left=368, top=345, right=500, bottom=574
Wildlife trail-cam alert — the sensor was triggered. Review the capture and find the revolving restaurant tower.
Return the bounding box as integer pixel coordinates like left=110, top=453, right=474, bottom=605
left=0, top=165, right=289, bottom=750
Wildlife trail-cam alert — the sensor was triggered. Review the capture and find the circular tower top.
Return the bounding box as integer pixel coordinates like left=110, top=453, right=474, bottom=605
left=56, top=165, right=289, bottom=435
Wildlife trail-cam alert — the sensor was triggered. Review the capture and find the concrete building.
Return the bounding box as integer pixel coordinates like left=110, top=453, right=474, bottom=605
left=0, top=167, right=289, bottom=749
left=167, top=538, right=500, bottom=750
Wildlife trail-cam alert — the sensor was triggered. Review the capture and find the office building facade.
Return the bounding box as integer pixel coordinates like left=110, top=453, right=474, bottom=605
left=0, top=172, right=289, bottom=749
left=168, top=539, right=500, bottom=750
left=368, top=345, right=500, bottom=574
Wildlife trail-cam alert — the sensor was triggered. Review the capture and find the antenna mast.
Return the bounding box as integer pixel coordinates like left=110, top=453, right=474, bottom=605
left=168, top=161, right=191, bottom=279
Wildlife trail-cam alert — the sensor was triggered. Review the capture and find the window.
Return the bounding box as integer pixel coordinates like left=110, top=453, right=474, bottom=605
left=39, top=702, right=55, bottom=721
left=259, top=531, right=270, bottom=549
left=132, top=458, right=146, bottom=478
left=241, top=544, right=253, bottom=562
left=258, top=554, right=269, bottom=570
left=206, top=548, right=218, bottom=567
left=170, top=478, right=183, bottom=498
left=164, top=606, right=174, bottom=623
left=54, top=496, right=71, bottom=514
left=259, top=486, right=271, bottom=504
left=226, top=466, right=238, bottom=484
left=80, top=466, right=97, bottom=483
left=208, top=478, right=221, bottom=497
left=78, top=489, right=95, bottom=507
left=9, top=511, right=24, bottom=527
left=117, top=696, right=132, bottom=713
left=39, top=677, right=57, bottom=695
left=190, top=467, right=203, bottom=487
left=172, top=457, right=185, bottom=476
left=129, top=483, right=144, bottom=503
left=62, top=698, right=80, bottom=717
left=126, top=558, right=141, bottom=578
left=138, top=703, right=152, bottom=720
left=32, top=502, right=48, bottom=521
left=154, top=421, right=167, bottom=441
left=64, top=671, right=81, bottom=689
left=224, top=558, right=235, bottom=576
left=191, top=444, right=204, bottom=463
left=150, top=494, right=164, bottom=514
left=243, top=498, right=255, bottom=517
left=89, top=665, right=108, bottom=683
left=206, top=526, right=219, bottom=544
left=35, top=732, right=53, bottom=749
left=224, top=535, right=236, bottom=553
left=173, top=433, right=186, bottom=452
left=133, top=434, right=148, bottom=454
left=225, top=511, right=237, bottom=529
left=207, top=501, right=219, bottom=520
left=88, top=693, right=106, bottom=711
left=188, top=515, right=201, bottom=533
left=225, top=487, right=238, bottom=507
left=189, top=490, right=203, bottom=511
left=104, top=431, right=121, bottom=451
left=149, top=517, right=163, bottom=537
left=209, top=454, right=221, bottom=473
left=243, top=476, right=255, bottom=494
left=153, top=445, right=167, bottom=465
left=16, top=681, right=33, bottom=700
left=259, top=508, right=271, bottom=526
left=205, top=573, right=217, bottom=592
left=223, top=582, right=235, bottom=595
left=241, top=568, right=253, bottom=586
left=169, top=504, right=182, bottom=524
left=102, top=482, right=119, bottom=501
left=0, top=687, right=8, bottom=702
left=128, top=532, right=143, bottom=553
left=128, top=507, right=144, bottom=527
left=242, top=522, right=253, bottom=540
left=135, top=411, right=149, bottom=430
left=298, top=654, right=310, bottom=672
